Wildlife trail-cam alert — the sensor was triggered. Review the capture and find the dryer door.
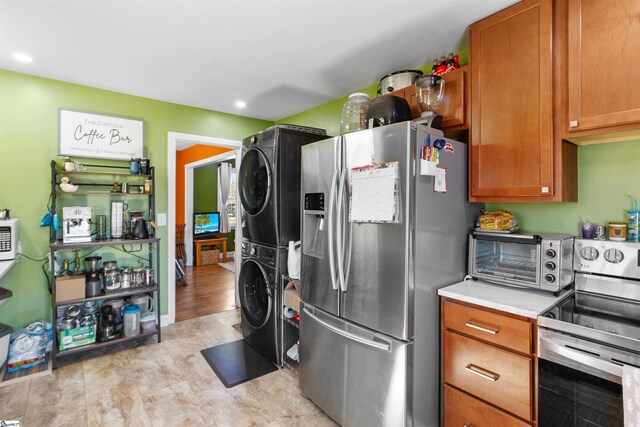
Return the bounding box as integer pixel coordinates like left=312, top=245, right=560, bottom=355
left=239, top=259, right=272, bottom=329
left=239, top=148, right=272, bottom=216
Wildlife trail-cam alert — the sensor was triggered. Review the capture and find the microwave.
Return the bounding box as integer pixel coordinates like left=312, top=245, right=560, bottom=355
left=0, top=219, right=19, bottom=261
left=468, top=231, right=574, bottom=293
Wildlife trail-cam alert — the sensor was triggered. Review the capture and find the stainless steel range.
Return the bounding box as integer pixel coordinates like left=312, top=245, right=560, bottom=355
left=537, top=238, right=640, bottom=426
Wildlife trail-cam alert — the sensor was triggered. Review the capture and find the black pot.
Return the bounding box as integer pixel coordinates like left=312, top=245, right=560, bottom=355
left=366, top=95, right=412, bottom=128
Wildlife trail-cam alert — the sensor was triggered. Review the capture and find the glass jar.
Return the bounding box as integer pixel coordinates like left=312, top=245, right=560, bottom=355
left=340, top=93, right=371, bottom=134
left=104, top=269, right=122, bottom=291
left=79, top=314, right=96, bottom=328
left=121, top=268, right=133, bottom=289
left=131, top=267, right=142, bottom=287
left=58, top=317, right=76, bottom=331
left=123, top=305, right=141, bottom=337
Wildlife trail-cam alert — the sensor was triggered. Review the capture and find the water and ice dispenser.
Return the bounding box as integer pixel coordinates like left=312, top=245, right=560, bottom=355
left=303, top=193, right=325, bottom=258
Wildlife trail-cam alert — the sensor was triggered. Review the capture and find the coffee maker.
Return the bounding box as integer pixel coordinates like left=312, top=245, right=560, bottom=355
left=62, top=206, right=92, bottom=243
left=97, top=305, right=120, bottom=342
left=84, top=256, right=103, bottom=297
left=129, top=210, right=149, bottom=239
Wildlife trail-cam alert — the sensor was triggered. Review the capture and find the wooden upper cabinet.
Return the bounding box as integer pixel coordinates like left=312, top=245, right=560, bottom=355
left=564, top=0, right=640, bottom=140
left=469, top=0, right=577, bottom=202
left=388, top=66, right=468, bottom=132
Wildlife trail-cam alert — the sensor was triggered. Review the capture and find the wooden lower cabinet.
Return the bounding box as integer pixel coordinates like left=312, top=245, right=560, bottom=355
left=444, top=330, right=532, bottom=420
left=444, top=385, right=530, bottom=427
left=441, top=298, right=535, bottom=425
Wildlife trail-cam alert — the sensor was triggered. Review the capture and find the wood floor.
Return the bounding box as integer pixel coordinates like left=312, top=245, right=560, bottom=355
left=176, top=262, right=236, bottom=322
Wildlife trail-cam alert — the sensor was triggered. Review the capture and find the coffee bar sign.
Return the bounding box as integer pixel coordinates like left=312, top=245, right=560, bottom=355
left=59, top=109, right=144, bottom=160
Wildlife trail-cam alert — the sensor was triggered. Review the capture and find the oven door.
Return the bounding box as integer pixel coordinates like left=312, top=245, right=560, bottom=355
left=537, top=328, right=638, bottom=426
left=469, top=232, right=541, bottom=288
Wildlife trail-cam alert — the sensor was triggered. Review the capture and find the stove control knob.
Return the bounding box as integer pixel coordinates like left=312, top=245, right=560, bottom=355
left=545, top=249, right=557, bottom=258
left=580, top=246, right=599, bottom=261
left=545, top=274, right=556, bottom=283
left=545, top=261, right=556, bottom=270
left=604, top=248, right=624, bottom=263
left=249, top=246, right=256, bottom=256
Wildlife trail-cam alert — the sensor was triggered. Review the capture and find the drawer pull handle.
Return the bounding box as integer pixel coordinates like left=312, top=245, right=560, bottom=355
left=465, top=364, right=500, bottom=382
left=465, top=321, right=499, bottom=335
left=464, top=424, right=473, bottom=427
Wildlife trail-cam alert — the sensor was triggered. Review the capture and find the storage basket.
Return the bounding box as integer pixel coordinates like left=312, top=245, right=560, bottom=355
left=201, top=248, right=220, bottom=265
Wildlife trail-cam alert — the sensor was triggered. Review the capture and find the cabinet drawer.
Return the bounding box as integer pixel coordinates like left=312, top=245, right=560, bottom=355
left=443, top=300, right=532, bottom=355
left=444, top=385, right=530, bottom=427
left=443, top=330, right=532, bottom=420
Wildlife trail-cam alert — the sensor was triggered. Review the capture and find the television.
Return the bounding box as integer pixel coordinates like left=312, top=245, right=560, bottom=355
left=193, top=211, right=220, bottom=239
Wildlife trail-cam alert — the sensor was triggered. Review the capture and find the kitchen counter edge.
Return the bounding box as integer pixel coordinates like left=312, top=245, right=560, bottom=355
left=438, top=279, right=570, bottom=319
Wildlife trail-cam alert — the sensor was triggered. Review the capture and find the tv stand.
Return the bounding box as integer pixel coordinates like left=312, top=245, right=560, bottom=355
left=194, top=237, right=228, bottom=266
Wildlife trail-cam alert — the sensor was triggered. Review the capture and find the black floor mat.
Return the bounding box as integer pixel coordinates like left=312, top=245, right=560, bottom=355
left=200, top=339, right=278, bottom=388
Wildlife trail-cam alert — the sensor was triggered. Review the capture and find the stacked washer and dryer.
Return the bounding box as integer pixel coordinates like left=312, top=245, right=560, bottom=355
left=238, top=124, right=327, bottom=365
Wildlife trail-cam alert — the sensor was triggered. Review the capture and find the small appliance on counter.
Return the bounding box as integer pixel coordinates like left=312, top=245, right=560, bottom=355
left=84, top=256, right=103, bottom=297
left=414, top=75, right=445, bottom=129
left=97, top=305, right=121, bottom=342
left=62, top=206, right=92, bottom=243
left=0, top=218, right=18, bottom=261
left=128, top=210, right=149, bottom=239
left=468, top=230, right=575, bottom=293
left=366, top=95, right=412, bottom=128
left=377, top=69, right=423, bottom=95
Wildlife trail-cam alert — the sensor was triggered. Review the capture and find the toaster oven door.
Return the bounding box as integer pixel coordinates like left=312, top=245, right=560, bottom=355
left=469, top=233, right=541, bottom=288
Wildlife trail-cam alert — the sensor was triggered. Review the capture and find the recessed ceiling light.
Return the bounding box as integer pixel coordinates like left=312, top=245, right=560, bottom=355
left=235, top=101, right=247, bottom=109
left=13, top=52, right=33, bottom=63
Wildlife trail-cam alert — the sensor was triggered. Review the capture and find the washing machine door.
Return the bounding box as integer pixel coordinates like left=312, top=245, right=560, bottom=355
left=239, top=148, right=271, bottom=216
left=239, top=259, right=272, bottom=329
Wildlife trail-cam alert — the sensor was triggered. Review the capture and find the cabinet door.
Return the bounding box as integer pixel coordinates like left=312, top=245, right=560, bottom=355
left=566, top=0, right=640, bottom=134
left=444, top=330, right=532, bottom=421
left=444, top=385, right=530, bottom=427
left=439, top=66, right=467, bottom=130
left=399, top=67, right=468, bottom=131
left=470, top=0, right=554, bottom=199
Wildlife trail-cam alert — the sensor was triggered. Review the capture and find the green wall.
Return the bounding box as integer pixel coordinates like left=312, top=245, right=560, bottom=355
left=0, top=69, right=272, bottom=327
left=194, top=164, right=218, bottom=212
left=279, top=51, right=640, bottom=237
left=193, top=161, right=235, bottom=251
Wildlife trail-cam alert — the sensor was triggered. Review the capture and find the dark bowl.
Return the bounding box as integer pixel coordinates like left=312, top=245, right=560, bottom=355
left=365, top=95, right=412, bottom=128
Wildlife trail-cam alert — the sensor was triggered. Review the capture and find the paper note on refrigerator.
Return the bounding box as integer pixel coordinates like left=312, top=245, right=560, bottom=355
left=434, top=167, right=447, bottom=193
left=349, top=162, right=400, bottom=223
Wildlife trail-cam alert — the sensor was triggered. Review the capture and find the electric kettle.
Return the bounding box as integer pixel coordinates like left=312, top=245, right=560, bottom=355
left=287, top=241, right=301, bottom=279
left=129, top=211, right=149, bottom=239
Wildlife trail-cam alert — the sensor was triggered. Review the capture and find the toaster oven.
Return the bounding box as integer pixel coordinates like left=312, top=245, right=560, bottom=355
left=0, top=219, right=19, bottom=261
left=468, top=231, right=574, bottom=293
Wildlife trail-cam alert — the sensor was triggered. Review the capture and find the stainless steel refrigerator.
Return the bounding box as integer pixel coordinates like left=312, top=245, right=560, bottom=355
left=299, top=122, right=478, bottom=427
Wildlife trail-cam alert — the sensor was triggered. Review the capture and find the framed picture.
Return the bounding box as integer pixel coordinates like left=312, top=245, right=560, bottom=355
left=58, top=109, right=144, bottom=160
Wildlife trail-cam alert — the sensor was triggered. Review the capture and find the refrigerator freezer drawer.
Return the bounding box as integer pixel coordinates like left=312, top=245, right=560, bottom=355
left=299, top=304, right=412, bottom=427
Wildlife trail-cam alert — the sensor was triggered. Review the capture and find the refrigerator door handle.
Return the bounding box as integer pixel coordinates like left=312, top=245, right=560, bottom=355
left=336, top=168, right=347, bottom=292
left=303, top=306, right=392, bottom=352
left=327, top=168, right=339, bottom=290
left=342, top=172, right=353, bottom=293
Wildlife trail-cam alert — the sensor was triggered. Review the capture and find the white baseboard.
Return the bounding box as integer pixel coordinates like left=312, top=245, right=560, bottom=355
left=160, top=314, right=172, bottom=327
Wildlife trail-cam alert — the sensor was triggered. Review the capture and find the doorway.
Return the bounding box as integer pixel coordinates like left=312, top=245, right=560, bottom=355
left=167, top=132, right=242, bottom=326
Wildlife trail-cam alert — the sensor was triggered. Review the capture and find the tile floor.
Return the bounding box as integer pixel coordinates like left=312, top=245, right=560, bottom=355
left=0, top=309, right=336, bottom=427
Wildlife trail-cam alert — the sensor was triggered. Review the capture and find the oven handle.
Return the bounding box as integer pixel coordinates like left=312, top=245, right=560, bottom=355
left=539, top=336, right=622, bottom=380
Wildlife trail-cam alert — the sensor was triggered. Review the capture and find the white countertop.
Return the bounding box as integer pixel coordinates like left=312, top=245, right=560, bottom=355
left=0, top=258, right=18, bottom=281
left=438, top=279, right=569, bottom=318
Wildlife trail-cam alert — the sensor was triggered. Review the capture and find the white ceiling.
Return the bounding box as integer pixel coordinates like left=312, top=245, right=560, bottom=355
left=0, top=0, right=517, bottom=122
